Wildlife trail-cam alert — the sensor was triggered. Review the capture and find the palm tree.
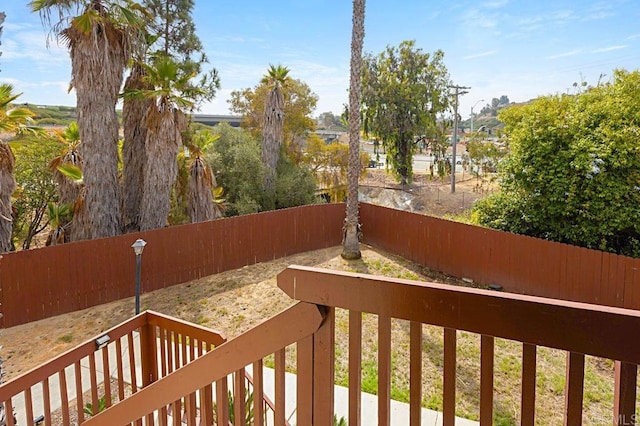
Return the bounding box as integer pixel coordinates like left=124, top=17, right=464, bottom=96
left=50, top=122, right=83, bottom=241
left=261, top=64, right=290, bottom=208
left=45, top=202, right=73, bottom=246
left=0, top=84, right=35, bottom=253
left=185, top=130, right=222, bottom=223
left=188, top=156, right=216, bottom=222
left=122, top=62, right=153, bottom=232
left=30, top=0, right=146, bottom=240
left=342, top=0, right=366, bottom=260
left=131, top=55, right=202, bottom=230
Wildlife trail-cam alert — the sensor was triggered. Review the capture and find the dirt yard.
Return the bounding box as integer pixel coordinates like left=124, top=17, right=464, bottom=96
left=1, top=245, right=464, bottom=381
left=360, top=168, right=494, bottom=217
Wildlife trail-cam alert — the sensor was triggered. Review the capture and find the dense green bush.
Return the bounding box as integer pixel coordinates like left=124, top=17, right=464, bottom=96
left=208, top=122, right=318, bottom=216
left=472, top=70, right=640, bottom=257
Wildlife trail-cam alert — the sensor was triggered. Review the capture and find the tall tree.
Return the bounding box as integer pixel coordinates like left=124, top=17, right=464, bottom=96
left=0, top=84, right=36, bottom=253
left=229, top=74, right=318, bottom=165
left=122, top=62, right=153, bottom=232
left=362, top=40, right=450, bottom=186
left=123, top=0, right=219, bottom=231
left=31, top=0, right=146, bottom=239
left=185, top=130, right=220, bottom=223
left=260, top=64, right=290, bottom=207
left=133, top=56, right=195, bottom=230
left=342, top=0, right=366, bottom=259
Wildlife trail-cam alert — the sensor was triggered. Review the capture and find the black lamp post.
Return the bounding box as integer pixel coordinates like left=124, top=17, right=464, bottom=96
left=131, top=239, right=147, bottom=315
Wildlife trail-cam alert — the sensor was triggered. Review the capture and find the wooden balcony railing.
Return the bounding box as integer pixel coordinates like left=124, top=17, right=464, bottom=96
left=5, top=266, right=640, bottom=425
left=0, top=311, right=226, bottom=425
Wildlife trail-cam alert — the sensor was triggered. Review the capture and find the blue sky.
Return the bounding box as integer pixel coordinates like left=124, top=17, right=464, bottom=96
left=2, top=0, right=640, bottom=118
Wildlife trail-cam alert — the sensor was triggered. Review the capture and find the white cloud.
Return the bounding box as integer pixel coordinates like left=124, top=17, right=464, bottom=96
left=546, top=49, right=583, bottom=60
left=482, top=0, right=510, bottom=9
left=464, top=50, right=498, bottom=60
left=592, top=45, right=629, bottom=53
left=2, top=29, right=68, bottom=65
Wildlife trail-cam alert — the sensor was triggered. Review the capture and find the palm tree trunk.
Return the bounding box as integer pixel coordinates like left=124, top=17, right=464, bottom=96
left=262, top=87, right=284, bottom=208
left=0, top=143, right=15, bottom=253
left=342, top=0, right=366, bottom=260
left=122, top=65, right=152, bottom=233
left=139, top=105, right=185, bottom=231
left=68, top=24, right=125, bottom=239
left=188, top=157, right=216, bottom=223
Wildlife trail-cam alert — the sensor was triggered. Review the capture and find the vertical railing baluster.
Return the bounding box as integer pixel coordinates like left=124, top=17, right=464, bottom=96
left=564, top=351, right=585, bottom=425
left=202, top=343, right=214, bottom=426
left=167, top=331, right=175, bottom=374
left=480, top=335, right=494, bottom=424
left=24, top=387, right=34, bottom=426
left=275, top=349, right=286, bottom=425
left=128, top=332, right=139, bottom=394
left=159, top=328, right=167, bottom=379
left=443, top=328, right=457, bottom=426
left=521, top=343, right=537, bottom=426
left=75, top=360, right=84, bottom=424
left=59, top=369, right=70, bottom=424
left=409, top=321, right=422, bottom=426
left=101, top=345, right=112, bottom=408
left=349, top=311, right=362, bottom=426
left=181, top=334, right=188, bottom=369
left=116, top=337, right=125, bottom=402
left=215, top=377, right=229, bottom=426
left=42, top=377, right=51, bottom=425
left=5, top=400, right=14, bottom=426
left=297, top=336, right=313, bottom=425
left=254, top=359, right=265, bottom=426
left=614, top=361, right=637, bottom=426
left=171, top=398, right=181, bottom=426
left=378, top=315, right=391, bottom=426
left=185, top=391, right=197, bottom=425
left=89, top=352, right=99, bottom=413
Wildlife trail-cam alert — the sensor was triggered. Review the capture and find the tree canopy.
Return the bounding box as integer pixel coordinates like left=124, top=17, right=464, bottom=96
left=472, top=70, right=640, bottom=257
left=228, top=76, right=318, bottom=164
left=208, top=122, right=317, bottom=216
left=362, top=40, right=450, bottom=185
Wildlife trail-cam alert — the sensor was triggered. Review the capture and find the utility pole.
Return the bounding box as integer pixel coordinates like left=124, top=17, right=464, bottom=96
left=448, top=85, right=469, bottom=193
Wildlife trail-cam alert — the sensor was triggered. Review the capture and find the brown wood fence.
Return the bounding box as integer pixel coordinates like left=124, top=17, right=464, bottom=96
left=4, top=201, right=640, bottom=328
left=360, top=203, right=640, bottom=310
left=0, top=204, right=345, bottom=328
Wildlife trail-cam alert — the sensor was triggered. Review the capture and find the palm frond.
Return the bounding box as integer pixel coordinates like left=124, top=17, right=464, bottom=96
left=57, top=164, right=83, bottom=183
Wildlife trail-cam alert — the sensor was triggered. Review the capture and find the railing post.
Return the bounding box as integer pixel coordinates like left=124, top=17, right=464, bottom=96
left=139, top=318, right=158, bottom=425
left=614, top=361, right=637, bottom=426
left=313, top=306, right=335, bottom=425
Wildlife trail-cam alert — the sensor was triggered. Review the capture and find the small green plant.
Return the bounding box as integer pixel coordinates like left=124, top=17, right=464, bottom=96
left=214, top=389, right=254, bottom=425
left=58, top=334, right=73, bottom=343
left=84, top=396, right=107, bottom=417
left=334, top=414, right=347, bottom=426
